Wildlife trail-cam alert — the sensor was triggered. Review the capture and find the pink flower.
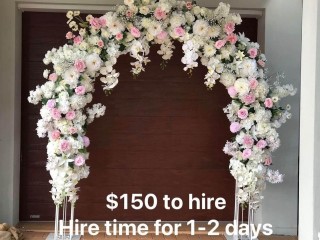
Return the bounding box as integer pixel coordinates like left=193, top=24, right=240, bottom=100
left=238, top=108, right=248, bottom=119
left=230, top=122, right=241, bottom=133
left=74, top=155, right=85, bottom=166
left=75, top=86, right=86, bottom=95
left=69, top=127, right=77, bottom=134
left=174, top=27, right=185, bottom=37
left=215, top=40, right=226, bottom=49
left=249, top=78, right=258, bottom=89
left=224, top=22, right=235, bottom=35
left=66, top=110, right=76, bottom=120
left=157, top=31, right=168, bottom=40
left=243, top=93, right=256, bottom=105
left=186, top=1, right=193, bottom=10
left=82, top=136, right=90, bottom=147
left=242, top=149, right=252, bottom=159
left=243, top=135, right=254, bottom=148
left=74, top=59, right=86, bottom=72
left=50, top=130, right=60, bottom=141
left=60, top=140, right=71, bottom=152
left=258, top=59, right=265, bottom=67
left=51, top=108, right=61, bottom=120
left=154, top=7, right=166, bottom=20
left=49, top=73, right=58, bottom=81
left=256, top=139, right=267, bottom=149
left=227, top=86, right=238, bottom=98
left=73, top=36, right=83, bottom=45
left=66, top=31, right=74, bottom=40
left=264, top=98, right=273, bottom=108
left=90, top=18, right=101, bottom=29
left=226, top=33, right=238, bottom=44
left=116, top=33, right=123, bottom=41
left=264, top=156, right=272, bottom=166
left=99, top=17, right=107, bottom=28
left=130, top=27, right=141, bottom=38
left=248, top=48, right=258, bottom=58
left=126, top=10, right=134, bottom=18
left=46, top=99, right=56, bottom=109
left=97, top=39, right=104, bottom=48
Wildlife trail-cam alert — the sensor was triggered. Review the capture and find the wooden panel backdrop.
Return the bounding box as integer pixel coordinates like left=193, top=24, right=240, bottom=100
left=20, top=12, right=258, bottom=221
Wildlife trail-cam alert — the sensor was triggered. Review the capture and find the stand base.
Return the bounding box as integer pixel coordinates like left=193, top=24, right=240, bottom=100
left=223, top=233, right=259, bottom=240
left=46, top=233, right=81, bottom=240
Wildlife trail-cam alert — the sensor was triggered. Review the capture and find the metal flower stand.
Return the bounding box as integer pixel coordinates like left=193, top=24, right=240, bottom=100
left=46, top=198, right=81, bottom=240
left=224, top=181, right=259, bottom=240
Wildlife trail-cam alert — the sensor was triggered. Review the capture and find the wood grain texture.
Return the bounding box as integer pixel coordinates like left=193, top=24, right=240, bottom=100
left=20, top=12, right=258, bottom=221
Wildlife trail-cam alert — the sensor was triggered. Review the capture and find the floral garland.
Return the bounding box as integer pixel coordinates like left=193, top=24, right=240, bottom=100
left=28, top=0, right=296, bottom=209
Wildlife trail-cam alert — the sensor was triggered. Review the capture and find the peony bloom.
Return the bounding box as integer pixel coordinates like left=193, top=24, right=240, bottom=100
left=74, top=155, right=85, bottom=166
left=99, top=16, right=107, bottom=28
left=224, top=22, right=235, bottom=35
left=249, top=78, right=258, bottom=89
left=238, top=108, right=248, bottom=119
left=46, top=99, right=56, bottom=109
left=90, top=18, right=101, bottom=29
left=60, top=140, right=71, bottom=152
left=115, top=32, right=123, bottom=40
left=215, top=40, right=226, bottom=49
left=242, top=149, right=252, bottom=159
left=85, top=53, right=102, bottom=72
left=130, top=27, right=141, bottom=38
left=75, top=86, right=86, bottom=95
left=243, top=93, right=256, bottom=105
left=226, top=33, right=237, bottom=44
left=154, top=7, right=167, bottom=20
left=66, top=110, right=76, bottom=120
left=264, top=98, right=273, bottom=108
left=234, top=78, right=250, bottom=96
left=264, top=156, right=272, bottom=166
left=243, top=135, right=254, bottom=148
left=48, top=73, right=58, bottom=81
left=73, top=36, right=83, bottom=45
left=51, top=108, right=61, bottom=120
left=256, top=139, right=267, bottom=149
left=74, top=59, right=86, bottom=73
left=174, top=26, right=185, bottom=37
left=248, top=48, right=258, bottom=58
left=82, top=136, right=90, bottom=147
left=50, top=130, right=61, bottom=141
left=230, top=122, right=241, bottom=133
left=157, top=31, right=168, bottom=40
left=227, top=86, right=238, bottom=98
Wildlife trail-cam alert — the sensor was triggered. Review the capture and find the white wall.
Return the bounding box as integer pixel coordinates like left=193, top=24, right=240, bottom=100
left=0, top=0, right=302, bottom=236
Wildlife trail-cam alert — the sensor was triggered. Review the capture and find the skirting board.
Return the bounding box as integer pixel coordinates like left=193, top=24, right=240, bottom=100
left=46, top=233, right=81, bottom=240
left=224, top=233, right=258, bottom=240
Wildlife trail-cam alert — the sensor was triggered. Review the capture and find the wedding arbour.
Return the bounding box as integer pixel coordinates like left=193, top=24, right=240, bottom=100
left=28, top=0, right=296, bottom=238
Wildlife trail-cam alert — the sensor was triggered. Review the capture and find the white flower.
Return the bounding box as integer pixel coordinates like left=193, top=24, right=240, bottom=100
left=63, top=67, right=80, bottom=89
left=107, top=18, right=125, bottom=35
left=124, top=0, right=134, bottom=6
left=203, top=44, right=216, bottom=57
left=43, top=69, right=50, bottom=79
left=147, top=21, right=162, bottom=36
left=193, top=20, right=209, bottom=36
left=240, top=59, right=257, bottom=77
left=85, top=53, right=102, bottom=73
left=220, top=72, right=236, bottom=87
left=234, top=78, right=250, bottom=96
left=170, top=13, right=186, bottom=28
left=140, top=6, right=150, bottom=15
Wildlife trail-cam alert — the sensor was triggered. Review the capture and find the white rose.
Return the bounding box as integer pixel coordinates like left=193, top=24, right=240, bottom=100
left=234, top=78, right=250, bottom=96
left=220, top=72, right=236, bottom=87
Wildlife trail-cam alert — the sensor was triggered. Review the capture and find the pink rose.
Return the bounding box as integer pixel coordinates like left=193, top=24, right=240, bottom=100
left=82, top=136, right=90, bottom=147
left=215, top=40, right=226, bottom=49
left=73, top=36, right=83, bottom=45
left=116, top=33, right=123, bottom=41
left=66, top=31, right=74, bottom=40
left=242, top=149, right=252, bottom=159
left=46, top=99, right=56, bottom=109
left=66, top=110, right=76, bottom=120
left=230, top=122, right=241, bottom=133
left=224, top=22, right=235, bottom=35
left=69, top=127, right=77, bottom=134
left=264, top=156, right=272, bottom=166
left=157, top=31, right=168, bottom=40
left=99, top=17, right=107, bottom=28
left=226, top=33, right=238, bottom=44
left=256, top=139, right=267, bottom=149
left=264, top=98, right=273, bottom=108
left=90, top=18, right=101, bottom=29
left=258, top=59, right=265, bottom=67
left=75, top=86, right=86, bottom=95
left=74, top=59, right=86, bottom=72
left=51, top=108, right=61, bottom=120
left=249, top=78, right=258, bottom=89
left=174, top=27, right=185, bottom=37
left=186, top=1, right=193, bottom=10
left=227, top=86, right=238, bottom=98
left=243, top=93, right=256, bottom=105
left=50, top=130, right=60, bottom=141
left=238, top=108, right=248, bottom=119
left=130, top=27, right=141, bottom=38
left=49, top=73, right=58, bottom=81
left=248, top=48, right=258, bottom=58
left=97, top=39, right=104, bottom=48
left=243, top=135, right=254, bottom=148
left=74, top=155, right=85, bottom=166
left=60, top=140, right=71, bottom=152
left=154, top=7, right=166, bottom=20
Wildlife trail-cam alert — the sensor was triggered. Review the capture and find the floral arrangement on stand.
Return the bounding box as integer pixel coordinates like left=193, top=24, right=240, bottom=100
left=28, top=0, right=296, bottom=210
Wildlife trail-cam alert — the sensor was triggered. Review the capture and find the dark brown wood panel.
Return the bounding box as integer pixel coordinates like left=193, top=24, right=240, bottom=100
left=20, top=12, right=258, bottom=221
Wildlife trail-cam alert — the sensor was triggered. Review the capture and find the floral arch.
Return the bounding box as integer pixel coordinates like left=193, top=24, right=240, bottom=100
left=28, top=0, right=296, bottom=211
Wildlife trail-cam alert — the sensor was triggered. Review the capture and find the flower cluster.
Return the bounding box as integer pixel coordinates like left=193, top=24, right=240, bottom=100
left=28, top=0, right=295, bottom=208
